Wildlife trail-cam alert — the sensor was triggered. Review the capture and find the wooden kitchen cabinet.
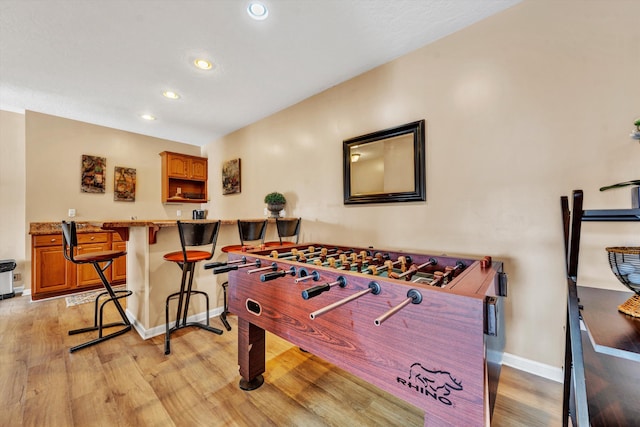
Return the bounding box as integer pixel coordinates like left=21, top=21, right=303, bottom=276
left=75, top=232, right=111, bottom=288
left=160, top=151, right=208, bottom=203
left=31, top=231, right=126, bottom=300
left=32, top=235, right=75, bottom=295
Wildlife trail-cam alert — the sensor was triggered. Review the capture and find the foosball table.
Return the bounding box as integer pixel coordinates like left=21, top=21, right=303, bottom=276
left=209, top=243, right=507, bottom=426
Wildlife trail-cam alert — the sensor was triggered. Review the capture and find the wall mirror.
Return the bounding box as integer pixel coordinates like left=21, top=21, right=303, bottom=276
left=343, top=120, right=425, bottom=205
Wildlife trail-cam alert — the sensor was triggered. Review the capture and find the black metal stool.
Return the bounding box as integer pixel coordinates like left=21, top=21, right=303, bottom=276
left=264, top=217, right=301, bottom=247
left=163, top=220, right=222, bottom=355
left=61, top=221, right=133, bottom=353
left=205, top=219, right=268, bottom=332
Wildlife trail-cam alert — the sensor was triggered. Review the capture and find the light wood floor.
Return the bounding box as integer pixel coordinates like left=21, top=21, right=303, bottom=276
left=0, top=294, right=563, bottom=426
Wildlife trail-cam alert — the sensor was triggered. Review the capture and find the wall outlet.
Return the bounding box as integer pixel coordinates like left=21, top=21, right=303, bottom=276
left=68, top=208, right=76, bottom=217
left=176, top=210, right=182, bottom=217
left=13, top=272, right=22, bottom=282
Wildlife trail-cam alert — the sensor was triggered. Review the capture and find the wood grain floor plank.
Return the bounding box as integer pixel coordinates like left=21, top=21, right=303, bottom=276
left=0, top=295, right=563, bottom=426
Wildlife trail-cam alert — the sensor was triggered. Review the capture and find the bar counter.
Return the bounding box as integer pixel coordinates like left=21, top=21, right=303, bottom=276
left=30, top=218, right=287, bottom=339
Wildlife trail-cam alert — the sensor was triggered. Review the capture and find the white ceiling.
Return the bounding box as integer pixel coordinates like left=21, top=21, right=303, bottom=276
left=0, top=0, right=520, bottom=146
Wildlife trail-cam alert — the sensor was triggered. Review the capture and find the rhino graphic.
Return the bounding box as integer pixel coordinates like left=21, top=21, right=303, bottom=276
left=401, top=362, right=462, bottom=405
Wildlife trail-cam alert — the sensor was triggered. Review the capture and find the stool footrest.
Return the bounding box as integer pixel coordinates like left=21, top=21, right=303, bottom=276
left=68, top=287, right=133, bottom=353
left=69, top=321, right=130, bottom=335
left=70, top=325, right=132, bottom=353
left=165, top=283, right=223, bottom=355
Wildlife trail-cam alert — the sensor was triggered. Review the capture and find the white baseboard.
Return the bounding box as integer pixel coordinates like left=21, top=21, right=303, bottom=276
left=502, top=352, right=564, bottom=383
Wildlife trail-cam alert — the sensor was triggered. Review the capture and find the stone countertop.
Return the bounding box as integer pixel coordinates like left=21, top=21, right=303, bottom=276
left=29, top=222, right=108, bottom=235
left=29, top=218, right=284, bottom=240
left=29, top=219, right=243, bottom=235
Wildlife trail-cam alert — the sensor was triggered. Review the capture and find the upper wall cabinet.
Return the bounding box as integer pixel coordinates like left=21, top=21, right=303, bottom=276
left=160, top=151, right=208, bottom=203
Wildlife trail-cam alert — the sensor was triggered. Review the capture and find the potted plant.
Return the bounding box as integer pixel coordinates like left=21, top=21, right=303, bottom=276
left=264, top=192, right=286, bottom=217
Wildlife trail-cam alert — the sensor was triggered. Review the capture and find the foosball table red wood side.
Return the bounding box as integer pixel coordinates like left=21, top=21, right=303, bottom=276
left=226, top=243, right=506, bottom=427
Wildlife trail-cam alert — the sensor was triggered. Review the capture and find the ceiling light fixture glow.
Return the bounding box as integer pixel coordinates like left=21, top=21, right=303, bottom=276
left=162, top=90, right=180, bottom=99
left=247, top=2, right=268, bottom=20
left=141, top=114, right=156, bottom=121
left=194, top=59, right=213, bottom=70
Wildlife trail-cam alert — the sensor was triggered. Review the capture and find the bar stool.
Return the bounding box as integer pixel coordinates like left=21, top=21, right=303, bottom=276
left=264, top=217, right=301, bottom=247
left=163, top=220, right=222, bottom=355
left=208, top=219, right=268, bottom=331
left=61, top=221, right=133, bottom=353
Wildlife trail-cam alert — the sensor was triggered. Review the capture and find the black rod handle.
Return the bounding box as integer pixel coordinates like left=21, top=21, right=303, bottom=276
left=261, top=270, right=286, bottom=282
left=204, top=261, right=226, bottom=269
left=301, top=284, right=330, bottom=300
left=213, top=265, right=238, bottom=274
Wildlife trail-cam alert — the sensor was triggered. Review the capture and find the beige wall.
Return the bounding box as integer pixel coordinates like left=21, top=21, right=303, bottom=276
left=22, top=111, right=203, bottom=287
left=0, top=110, right=26, bottom=287
left=204, top=0, right=640, bottom=372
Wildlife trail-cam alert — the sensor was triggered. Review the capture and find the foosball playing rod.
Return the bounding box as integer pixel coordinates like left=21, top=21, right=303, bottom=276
left=309, top=281, right=381, bottom=319
left=212, top=259, right=261, bottom=274
left=374, top=289, right=423, bottom=326
left=294, top=269, right=320, bottom=283
left=260, top=266, right=297, bottom=282
left=204, top=256, right=247, bottom=270
left=301, top=276, right=347, bottom=299
left=362, top=256, right=412, bottom=275
left=301, top=248, right=340, bottom=263
left=247, top=262, right=278, bottom=274
left=391, top=258, right=437, bottom=279
left=270, top=246, right=334, bottom=259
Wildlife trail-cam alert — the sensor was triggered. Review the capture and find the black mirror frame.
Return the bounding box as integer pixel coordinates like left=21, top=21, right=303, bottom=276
left=343, top=120, right=426, bottom=205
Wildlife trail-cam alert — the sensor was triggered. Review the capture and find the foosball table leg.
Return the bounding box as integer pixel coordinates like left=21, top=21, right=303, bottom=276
left=238, top=317, right=266, bottom=390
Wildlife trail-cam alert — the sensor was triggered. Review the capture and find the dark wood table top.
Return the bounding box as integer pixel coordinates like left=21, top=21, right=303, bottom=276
left=578, top=286, right=640, bottom=362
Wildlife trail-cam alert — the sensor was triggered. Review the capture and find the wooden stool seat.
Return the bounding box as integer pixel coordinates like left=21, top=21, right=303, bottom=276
left=221, top=244, right=250, bottom=253
left=164, top=250, right=214, bottom=263
left=264, top=241, right=295, bottom=247
left=73, top=250, right=127, bottom=263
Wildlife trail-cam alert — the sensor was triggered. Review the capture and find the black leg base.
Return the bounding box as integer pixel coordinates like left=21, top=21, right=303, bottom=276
left=239, top=374, right=264, bottom=391
left=164, top=321, right=223, bottom=355
left=220, top=312, right=232, bottom=331
left=70, top=324, right=132, bottom=353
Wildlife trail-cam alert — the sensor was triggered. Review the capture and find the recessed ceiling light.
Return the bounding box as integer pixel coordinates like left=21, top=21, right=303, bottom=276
left=162, top=90, right=180, bottom=100
left=247, top=2, right=268, bottom=20
left=194, top=59, right=213, bottom=70
left=141, top=114, right=156, bottom=121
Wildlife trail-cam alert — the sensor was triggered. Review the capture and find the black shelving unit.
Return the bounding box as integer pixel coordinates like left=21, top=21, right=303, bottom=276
left=561, top=190, right=640, bottom=426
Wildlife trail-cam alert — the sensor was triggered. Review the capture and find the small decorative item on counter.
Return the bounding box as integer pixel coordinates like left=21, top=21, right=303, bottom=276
left=631, top=118, right=640, bottom=141
left=599, top=179, right=640, bottom=191
left=599, top=179, right=640, bottom=208
left=607, top=247, right=640, bottom=317
left=264, top=192, right=286, bottom=218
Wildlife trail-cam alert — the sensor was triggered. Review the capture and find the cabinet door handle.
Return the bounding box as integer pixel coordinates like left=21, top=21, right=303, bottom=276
left=90, top=236, right=95, bottom=240
left=50, top=238, right=57, bottom=242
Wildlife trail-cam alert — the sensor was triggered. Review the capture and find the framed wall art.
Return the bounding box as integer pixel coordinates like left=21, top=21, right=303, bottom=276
left=222, top=158, right=241, bottom=195
left=114, top=166, right=136, bottom=202
left=81, top=155, right=106, bottom=193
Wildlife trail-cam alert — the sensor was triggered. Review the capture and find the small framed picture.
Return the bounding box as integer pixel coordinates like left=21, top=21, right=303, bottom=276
left=81, top=155, right=106, bottom=193
left=114, top=166, right=136, bottom=202
left=222, top=158, right=241, bottom=195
